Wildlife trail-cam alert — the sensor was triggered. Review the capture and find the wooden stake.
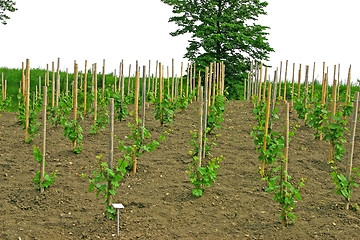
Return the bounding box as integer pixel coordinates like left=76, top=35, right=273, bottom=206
left=51, top=61, right=55, bottom=108
left=346, top=91, right=359, bottom=210
left=159, top=62, right=163, bottom=126
left=102, top=59, right=106, bottom=97
left=133, top=71, right=140, bottom=174
left=345, top=65, right=352, bottom=104
left=261, top=83, right=272, bottom=177
left=311, top=62, right=316, bottom=100
left=73, top=63, right=78, bottom=151
left=172, top=58, right=175, bottom=100
left=208, top=63, right=213, bottom=111
left=128, top=64, right=131, bottom=96
left=283, top=60, right=288, bottom=102
left=25, top=59, right=30, bottom=143
left=186, top=63, right=189, bottom=98
left=328, top=79, right=337, bottom=163
left=66, top=68, right=69, bottom=96
left=94, top=64, right=98, bottom=126
left=56, top=58, right=60, bottom=109
left=203, top=68, right=208, bottom=159
left=84, top=60, right=88, bottom=113
left=141, top=66, right=146, bottom=137
left=291, top=63, right=295, bottom=106
left=40, top=86, right=47, bottom=193
left=258, top=63, right=263, bottom=103
left=263, top=67, right=268, bottom=102
left=297, top=64, right=302, bottom=99
left=107, top=98, right=114, bottom=208
left=278, top=61, right=282, bottom=99
left=282, top=102, right=290, bottom=226
left=198, top=86, right=203, bottom=167
left=304, top=66, right=309, bottom=121
left=180, top=62, right=183, bottom=96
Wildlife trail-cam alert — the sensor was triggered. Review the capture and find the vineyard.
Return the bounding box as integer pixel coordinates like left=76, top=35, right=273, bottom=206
left=1, top=59, right=360, bottom=239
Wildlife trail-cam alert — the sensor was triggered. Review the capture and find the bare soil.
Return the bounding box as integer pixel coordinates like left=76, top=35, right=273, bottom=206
left=1, top=100, right=360, bottom=239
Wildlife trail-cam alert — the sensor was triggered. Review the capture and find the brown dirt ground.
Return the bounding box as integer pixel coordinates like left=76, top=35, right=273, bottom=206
left=1, top=100, right=360, bottom=240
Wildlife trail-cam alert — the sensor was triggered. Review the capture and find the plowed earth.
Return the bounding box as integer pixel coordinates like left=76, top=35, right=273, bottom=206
left=1, top=100, right=360, bottom=239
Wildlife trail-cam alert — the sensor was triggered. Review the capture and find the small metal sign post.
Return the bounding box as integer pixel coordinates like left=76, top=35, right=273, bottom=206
left=112, top=203, right=124, bottom=236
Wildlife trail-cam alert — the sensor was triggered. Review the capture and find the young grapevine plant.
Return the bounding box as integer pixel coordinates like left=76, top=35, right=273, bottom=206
left=63, top=115, right=84, bottom=153
left=187, top=155, right=223, bottom=197
left=32, top=146, right=57, bottom=190
left=83, top=155, right=128, bottom=219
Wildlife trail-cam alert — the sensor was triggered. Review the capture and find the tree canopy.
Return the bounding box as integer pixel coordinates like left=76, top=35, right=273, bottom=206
left=0, top=0, right=17, bottom=25
left=161, top=0, right=273, bottom=99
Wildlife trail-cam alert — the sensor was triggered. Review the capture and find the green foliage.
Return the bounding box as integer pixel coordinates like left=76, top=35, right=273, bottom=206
left=306, top=102, right=329, bottom=139
left=161, top=0, right=273, bottom=99
left=113, top=92, right=129, bottom=121
left=0, top=0, right=17, bottom=25
left=48, top=94, right=73, bottom=126
left=342, top=103, right=353, bottom=118
left=207, top=95, right=226, bottom=134
left=153, top=94, right=175, bottom=126
left=187, top=156, right=222, bottom=197
left=0, top=96, right=12, bottom=111
left=32, top=146, right=57, bottom=190
left=90, top=97, right=109, bottom=134
left=119, top=119, right=165, bottom=170
left=293, top=97, right=309, bottom=120
left=263, top=166, right=305, bottom=225
left=63, top=116, right=84, bottom=153
left=83, top=155, right=128, bottom=219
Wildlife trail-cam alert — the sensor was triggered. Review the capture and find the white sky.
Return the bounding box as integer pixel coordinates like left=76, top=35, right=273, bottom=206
left=1, top=0, right=360, bottom=84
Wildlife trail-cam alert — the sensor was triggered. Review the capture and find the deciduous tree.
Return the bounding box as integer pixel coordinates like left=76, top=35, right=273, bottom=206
left=161, top=0, right=273, bottom=99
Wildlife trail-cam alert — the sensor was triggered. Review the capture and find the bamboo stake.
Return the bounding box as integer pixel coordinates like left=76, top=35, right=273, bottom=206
left=66, top=68, right=69, bottom=96
left=102, top=59, right=106, bottom=97
left=320, top=73, right=328, bottom=141
left=148, top=60, right=151, bottom=93
left=248, top=61, right=253, bottom=100
left=304, top=66, right=309, bottom=121
left=172, top=58, right=175, bottom=100
left=154, top=61, right=158, bottom=97
left=328, top=79, right=337, bottom=163
left=197, top=70, right=201, bottom=100
left=291, top=63, right=295, bottom=106
left=311, top=62, right=316, bottom=100
left=297, top=64, right=302, bottom=99
left=107, top=98, right=114, bottom=208
left=73, top=63, right=78, bottom=151
left=244, top=71, right=248, bottom=100
left=180, top=62, right=183, bottom=96
left=94, top=64, right=98, bottom=126
left=56, top=58, right=60, bottom=109
left=84, top=60, right=88, bottom=113
left=193, top=63, right=196, bottom=100
left=261, top=83, right=272, bottom=177
left=51, top=62, right=55, bottom=108
left=114, top=69, right=117, bottom=92
left=167, top=66, right=170, bottom=96
left=337, top=64, right=341, bottom=102
left=346, top=91, right=359, bottom=210
left=38, top=76, right=41, bottom=97
left=133, top=71, right=140, bottom=174
left=208, top=63, right=213, bottom=111
left=283, top=60, right=288, bottom=102
left=159, top=62, right=163, bottom=126
left=258, top=63, right=263, bottom=103
left=40, top=86, right=47, bottom=193
left=189, top=63, right=193, bottom=96
left=1, top=72, right=4, bottom=100
left=22, top=62, right=25, bottom=101
left=128, top=64, right=131, bottom=96
left=278, top=61, right=282, bottom=99
left=345, top=65, right=352, bottom=104
left=221, top=62, right=225, bottom=96
left=142, top=66, right=146, bottom=138
left=186, top=63, right=189, bottom=98
left=175, top=74, right=179, bottom=99
left=203, top=68, right=208, bottom=159
left=198, top=86, right=204, bottom=167
left=4, top=80, right=6, bottom=100
left=25, top=59, right=30, bottom=142
left=212, top=63, right=216, bottom=106
left=263, top=67, right=268, bottom=102
left=282, top=102, right=290, bottom=226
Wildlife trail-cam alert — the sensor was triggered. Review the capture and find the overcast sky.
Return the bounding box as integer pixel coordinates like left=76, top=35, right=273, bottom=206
left=1, top=0, right=360, bottom=84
